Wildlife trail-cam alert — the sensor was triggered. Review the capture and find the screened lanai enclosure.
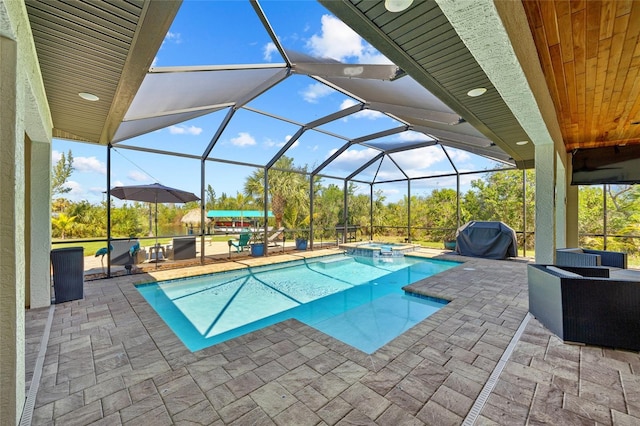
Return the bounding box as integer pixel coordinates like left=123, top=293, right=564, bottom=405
left=86, top=0, right=531, bottom=274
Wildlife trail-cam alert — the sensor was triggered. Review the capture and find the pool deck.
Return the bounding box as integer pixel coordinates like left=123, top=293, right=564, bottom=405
left=25, top=248, right=640, bottom=425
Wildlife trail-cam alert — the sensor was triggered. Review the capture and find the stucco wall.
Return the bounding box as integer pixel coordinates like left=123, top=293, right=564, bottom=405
left=0, top=33, right=25, bottom=426
left=0, top=0, right=52, bottom=423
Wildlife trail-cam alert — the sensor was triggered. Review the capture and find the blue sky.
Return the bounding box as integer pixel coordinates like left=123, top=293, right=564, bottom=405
left=52, top=0, right=507, bottom=205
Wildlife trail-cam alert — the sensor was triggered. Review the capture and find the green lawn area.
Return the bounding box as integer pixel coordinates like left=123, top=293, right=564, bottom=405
left=52, top=235, right=235, bottom=256
left=53, top=238, right=175, bottom=256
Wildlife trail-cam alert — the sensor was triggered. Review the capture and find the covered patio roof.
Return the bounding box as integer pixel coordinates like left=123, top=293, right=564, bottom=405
left=26, top=0, right=526, bottom=185
left=25, top=1, right=640, bottom=179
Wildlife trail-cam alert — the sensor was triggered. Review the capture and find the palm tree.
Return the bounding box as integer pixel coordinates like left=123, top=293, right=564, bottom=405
left=51, top=213, right=76, bottom=239
left=244, top=156, right=308, bottom=230
left=233, top=192, right=252, bottom=228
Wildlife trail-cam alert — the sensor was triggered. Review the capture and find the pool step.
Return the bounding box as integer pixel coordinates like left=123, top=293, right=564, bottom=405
left=318, top=257, right=354, bottom=269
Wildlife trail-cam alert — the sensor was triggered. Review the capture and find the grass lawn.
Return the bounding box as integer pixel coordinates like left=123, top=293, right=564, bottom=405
left=53, top=238, right=178, bottom=256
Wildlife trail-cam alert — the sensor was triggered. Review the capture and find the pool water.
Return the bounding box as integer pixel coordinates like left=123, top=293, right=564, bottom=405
left=137, top=255, right=458, bottom=353
left=356, top=242, right=404, bottom=248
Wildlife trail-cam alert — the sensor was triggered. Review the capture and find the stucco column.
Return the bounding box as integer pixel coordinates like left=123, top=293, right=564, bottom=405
left=0, top=34, right=25, bottom=425
left=535, top=143, right=556, bottom=263
left=436, top=0, right=566, bottom=263
left=565, top=156, right=579, bottom=247
left=29, top=140, right=52, bottom=308
left=555, top=151, right=567, bottom=249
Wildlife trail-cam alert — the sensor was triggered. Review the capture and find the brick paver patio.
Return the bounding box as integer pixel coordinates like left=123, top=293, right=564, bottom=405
left=25, top=249, right=640, bottom=425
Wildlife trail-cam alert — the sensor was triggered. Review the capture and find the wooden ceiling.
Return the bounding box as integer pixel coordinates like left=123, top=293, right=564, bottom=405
left=523, top=0, right=640, bottom=152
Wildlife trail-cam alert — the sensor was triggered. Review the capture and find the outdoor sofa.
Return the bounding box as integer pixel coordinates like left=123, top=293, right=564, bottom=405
left=527, top=264, right=640, bottom=351
left=556, top=247, right=627, bottom=268
left=110, top=239, right=146, bottom=273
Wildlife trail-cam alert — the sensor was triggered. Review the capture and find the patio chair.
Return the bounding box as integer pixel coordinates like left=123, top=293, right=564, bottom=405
left=229, top=233, right=252, bottom=252
left=166, top=236, right=196, bottom=260
left=527, top=264, right=640, bottom=351
left=267, top=227, right=285, bottom=247
left=556, top=248, right=627, bottom=269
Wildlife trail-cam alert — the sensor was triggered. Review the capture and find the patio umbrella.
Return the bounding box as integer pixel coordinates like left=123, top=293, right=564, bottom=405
left=110, top=183, right=200, bottom=252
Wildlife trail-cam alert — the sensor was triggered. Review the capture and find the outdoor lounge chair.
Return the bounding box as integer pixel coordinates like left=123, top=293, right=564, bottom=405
left=556, top=247, right=627, bottom=269
left=166, top=236, right=196, bottom=260
left=267, top=227, right=285, bottom=247
left=229, top=233, right=251, bottom=252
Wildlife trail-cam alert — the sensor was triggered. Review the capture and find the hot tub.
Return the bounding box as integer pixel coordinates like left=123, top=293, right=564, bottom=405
left=339, top=241, right=417, bottom=257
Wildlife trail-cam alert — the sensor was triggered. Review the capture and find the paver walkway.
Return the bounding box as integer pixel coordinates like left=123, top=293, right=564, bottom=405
left=25, top=249, right=640, bottom=425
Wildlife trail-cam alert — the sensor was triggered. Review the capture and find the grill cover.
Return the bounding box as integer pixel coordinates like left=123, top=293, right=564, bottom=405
left=456, top=221, right=517, bottom=259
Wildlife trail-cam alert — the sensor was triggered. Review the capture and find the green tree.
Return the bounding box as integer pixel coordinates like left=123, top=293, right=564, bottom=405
left=206, top=184, right=217, bottom=210
left=415, top=188, right=459, bottom=241
left=51, top=150, right=74, bottom=197
left=579, top=184, right=640, bottom=253
left=110, top=203, right=145, bottom=237
left=314, top=183, right=343, bottom=238
left=463, top=170, right=535, bottom=247
left=346, top=183, right=370, bottom=229
left=578, top=186, right=604, bottom=245
left=67, top=200, right=106, bottom=238
left=244, top=157, right=308, bottom=229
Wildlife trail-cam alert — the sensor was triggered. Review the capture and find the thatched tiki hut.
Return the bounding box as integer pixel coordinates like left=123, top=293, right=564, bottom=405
left=180, top=209, right=209, bottom=234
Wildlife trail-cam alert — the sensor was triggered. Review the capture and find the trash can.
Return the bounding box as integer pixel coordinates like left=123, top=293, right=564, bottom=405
left=50, top=247, right=84, bottom=303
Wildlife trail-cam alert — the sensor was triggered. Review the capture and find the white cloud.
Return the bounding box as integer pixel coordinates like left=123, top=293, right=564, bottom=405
left=73, top=156, right=106, bottom=175
left=339, top=98, right=385, bottom=121
left=327, top=147, right=379, bottom=171
left=169, top=125, right=203, bottom=135
left=448, top=149, right=471, bottom=163
left=164, top=31, right=182, bottom=44
left=382, top=187, right=400, bottom=196
left=306, top=15, right=391, bottom=64
left=398, top=130, right=432, bottom=142
left=111, top=180, right=124, bottom=188
left=52, top=150, right=62, bottom=163
left=307, top=15, right=364, bottom=61
left=231, top=132, right=256, bottom=147
left=264, top=134, right=298, bottom=149
left=301, top=83, right=335, bottom=103
left=127, top=170, right=151, bottom=182
left=263, top=42, right=278, bottom=61
left=52, top=150, right=106, bottom=175
left=283, top=134, right=299, bottom=149
left=391, top=149, right=446, bottom=171
left=340, top=99, right=357, bottom=110
left=62, top=180, right=84, bottom=200
left=358, top=109, right=387, bottom=120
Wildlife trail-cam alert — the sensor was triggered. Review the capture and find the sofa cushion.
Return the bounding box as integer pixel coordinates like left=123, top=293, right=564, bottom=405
left=546, top=266, right=582, bottom=278
left=559, top=248, right=584, bottom=254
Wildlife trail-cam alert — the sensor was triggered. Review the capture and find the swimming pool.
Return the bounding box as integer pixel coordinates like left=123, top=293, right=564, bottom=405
left=136, top=254, right=458, bottom=353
